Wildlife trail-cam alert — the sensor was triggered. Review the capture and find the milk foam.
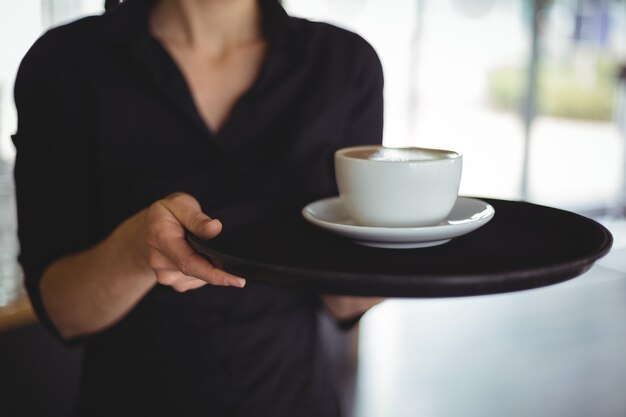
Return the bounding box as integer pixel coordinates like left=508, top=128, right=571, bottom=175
left=344, top=147, right=455, bottom=162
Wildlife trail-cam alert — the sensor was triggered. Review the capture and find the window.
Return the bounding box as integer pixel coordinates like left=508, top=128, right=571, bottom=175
left=285, top=0, right=626, bottom=213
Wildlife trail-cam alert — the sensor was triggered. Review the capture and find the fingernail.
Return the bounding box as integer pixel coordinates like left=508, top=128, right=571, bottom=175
left=232, top=278, right=246, bottom=288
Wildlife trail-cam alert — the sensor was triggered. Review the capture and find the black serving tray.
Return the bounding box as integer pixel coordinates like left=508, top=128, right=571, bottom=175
left=186, top=198, right=613, bottom=297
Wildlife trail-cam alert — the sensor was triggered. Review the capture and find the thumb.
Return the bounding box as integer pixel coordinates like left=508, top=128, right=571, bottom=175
left=190, top=215, right=222, bottom=240
left=161, top=193, right=223, bottom=240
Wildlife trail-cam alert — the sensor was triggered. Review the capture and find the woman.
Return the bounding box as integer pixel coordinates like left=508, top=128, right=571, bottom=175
left=12, top=0, right=384, bottom=415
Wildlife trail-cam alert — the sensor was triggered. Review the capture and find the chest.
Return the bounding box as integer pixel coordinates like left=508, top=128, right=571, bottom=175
left=91, top=48, right=350, bottom=224
left=163, top=41, right=268, bottom=135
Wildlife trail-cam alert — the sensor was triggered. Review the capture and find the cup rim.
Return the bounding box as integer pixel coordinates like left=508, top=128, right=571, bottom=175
left=335, top=145, right=462, bottom=163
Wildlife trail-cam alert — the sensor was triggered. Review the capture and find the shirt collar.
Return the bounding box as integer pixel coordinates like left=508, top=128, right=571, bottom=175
left=93, top=0, right=299, bottom=149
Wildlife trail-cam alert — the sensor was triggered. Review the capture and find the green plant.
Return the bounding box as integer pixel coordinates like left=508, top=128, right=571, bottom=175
left=487, top=59, right=618, bottom=121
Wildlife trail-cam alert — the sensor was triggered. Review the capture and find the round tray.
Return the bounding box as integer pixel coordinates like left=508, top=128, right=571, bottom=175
left=186, top=198, right=613, bottom=297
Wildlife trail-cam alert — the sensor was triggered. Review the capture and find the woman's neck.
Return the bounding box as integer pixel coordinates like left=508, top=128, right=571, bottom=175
left=150, top=0, right=263, bottom=58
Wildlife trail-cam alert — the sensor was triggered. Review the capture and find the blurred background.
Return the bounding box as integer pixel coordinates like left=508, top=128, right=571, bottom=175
left=0, top=0, right=625, bottom=416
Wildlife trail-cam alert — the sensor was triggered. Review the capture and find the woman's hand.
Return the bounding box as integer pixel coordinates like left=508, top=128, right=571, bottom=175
left=142, top=192, right=246, bottom=292
left=39, top=192, right=244, bottom=339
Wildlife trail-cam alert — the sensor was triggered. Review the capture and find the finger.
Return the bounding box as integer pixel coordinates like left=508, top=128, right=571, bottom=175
left=160, top=235, right=246, bottom=287
left=159, top=193, right=222, bottom=240
left=155, top=269, right=188, bottom=286
left=172, top=279, right=208, bottom=293
left=155, top=270, right=209, bottom=292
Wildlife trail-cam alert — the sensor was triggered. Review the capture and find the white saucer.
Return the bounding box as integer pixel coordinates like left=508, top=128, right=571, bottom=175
left=301, top=196, right=495, bottom=249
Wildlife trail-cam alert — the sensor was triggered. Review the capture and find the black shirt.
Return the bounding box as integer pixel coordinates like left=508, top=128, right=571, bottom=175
left=12, top=0, right=383, bottom=415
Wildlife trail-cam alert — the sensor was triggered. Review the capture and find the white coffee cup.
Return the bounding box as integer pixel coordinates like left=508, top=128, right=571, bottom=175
left=334, top=145, right=463, bottom=227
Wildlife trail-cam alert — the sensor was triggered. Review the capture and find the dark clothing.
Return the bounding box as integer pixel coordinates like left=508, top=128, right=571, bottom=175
left=12, top=0, right=383, bottom=415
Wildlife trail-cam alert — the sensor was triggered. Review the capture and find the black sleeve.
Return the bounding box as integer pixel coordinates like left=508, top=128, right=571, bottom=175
left=334, top=36, right=384, bottom=331
left=335, top=312, right=366, bottom=331
left=343, top=35, right=384, bottom=148
left=12, top=28, right=98, bottom=341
